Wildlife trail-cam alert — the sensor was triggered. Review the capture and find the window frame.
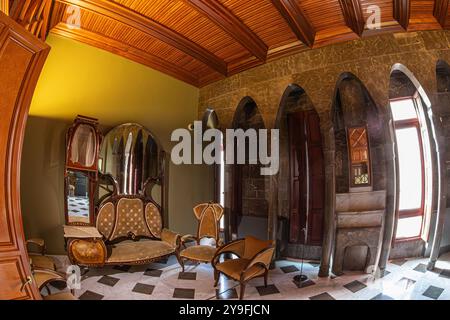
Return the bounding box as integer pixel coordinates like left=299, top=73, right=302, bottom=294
left=391, top=97, right=426, bottom=242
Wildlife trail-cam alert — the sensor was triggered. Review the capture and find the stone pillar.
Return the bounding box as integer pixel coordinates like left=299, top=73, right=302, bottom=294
left=378, top=115, right=397, bottom=275
left=319, top=126, right=336, bottom=277
left=428, top=116, right=448, bottom=270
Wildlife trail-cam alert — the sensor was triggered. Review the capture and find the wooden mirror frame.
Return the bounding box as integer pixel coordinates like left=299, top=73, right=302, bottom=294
left=64, top=115, right=102, bottom=226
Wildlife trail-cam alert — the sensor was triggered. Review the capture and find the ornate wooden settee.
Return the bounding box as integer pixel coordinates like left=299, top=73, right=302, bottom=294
left=64, top=196, right=181, bottom=267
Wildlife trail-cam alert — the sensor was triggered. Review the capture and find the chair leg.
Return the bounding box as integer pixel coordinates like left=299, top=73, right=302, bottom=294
left=214, top=270, right=219, bottom=287
left=176, top=254, right=185, bottom=272
left=239, top=282, right=246, bottom=300
left=264, top=271, right=268, bottom=287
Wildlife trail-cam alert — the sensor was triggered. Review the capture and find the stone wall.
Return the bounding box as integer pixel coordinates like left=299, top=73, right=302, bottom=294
left=199, top=30, right=450, bottom=263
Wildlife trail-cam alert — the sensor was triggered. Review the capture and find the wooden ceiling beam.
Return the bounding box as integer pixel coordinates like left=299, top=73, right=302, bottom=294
left=271, top=0, right=315, bottom=47
left=0, top=0, right=9, bottom=15
left=338, top=0, right=365, bottom=36
left=184, top=0, right=268, bottom=61
left=56, top=0, right=228, bottom=75
left=393, top=0, right=411, bottom=30
left=51, top=23, right=200, bottom=87
left=434, top=0, right=450, bottom=28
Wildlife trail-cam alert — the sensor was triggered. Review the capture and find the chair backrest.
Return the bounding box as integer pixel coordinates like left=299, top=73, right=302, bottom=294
left=193, top=202, right=224, bottom=243
left=96, top=197, right=162, bottom=241
left=242, top=236, right=273, bottom=260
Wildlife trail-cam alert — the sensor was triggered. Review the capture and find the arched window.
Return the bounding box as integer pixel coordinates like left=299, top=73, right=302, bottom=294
left=389, top=67, right=433, bottom=240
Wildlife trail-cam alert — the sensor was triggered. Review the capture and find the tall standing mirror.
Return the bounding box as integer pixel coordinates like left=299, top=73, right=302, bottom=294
left=98, top=123, right=165, bottom=208
left=65, top=116, right=102, bottom=225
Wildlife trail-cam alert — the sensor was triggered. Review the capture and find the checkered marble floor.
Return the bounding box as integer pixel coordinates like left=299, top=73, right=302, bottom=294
left=47, top=252, right=450, bottom=300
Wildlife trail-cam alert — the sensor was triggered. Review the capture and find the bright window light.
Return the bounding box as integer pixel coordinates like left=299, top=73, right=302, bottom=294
left=219, top=133, right=225, bottom=230
left=396, top=127, right=423, bottom=211
left=390, top=99, right=418, bottom=121
left=396, top=216, right=423, bottom=239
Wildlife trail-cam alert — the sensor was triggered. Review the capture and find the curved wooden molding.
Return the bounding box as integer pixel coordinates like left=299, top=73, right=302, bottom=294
left=434, top=0, right=450, bottom=28
left=394, top=0, right=411, bottom=30
left=56, top=0, right=228, bottom=76
left=271, top=0, right=316, bottom=47
left=52, top=23, right=200, bottom=87
left=185, top=0, right=268, bottom=62
left=339, top=0, right=365, bottom=36
left=7, top=0, right=53, bottom=40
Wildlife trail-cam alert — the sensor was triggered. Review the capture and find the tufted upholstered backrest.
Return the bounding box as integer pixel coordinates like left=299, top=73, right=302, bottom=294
left=96, top=197, right=163, bottom=241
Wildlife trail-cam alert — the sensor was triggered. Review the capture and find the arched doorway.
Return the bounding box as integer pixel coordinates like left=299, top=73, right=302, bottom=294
left=331, top=73, right=387, bottom=275
left=229, top=97, right=268, bottom=240
left=274, top=84, right=325, bottom=260
left=388, top=65, right=437, bottom=260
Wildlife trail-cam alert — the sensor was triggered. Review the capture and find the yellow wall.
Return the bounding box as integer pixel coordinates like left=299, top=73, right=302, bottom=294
left=21, top=34, right=214, bottom=254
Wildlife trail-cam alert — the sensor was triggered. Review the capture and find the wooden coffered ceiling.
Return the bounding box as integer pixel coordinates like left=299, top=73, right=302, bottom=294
left=4, top=1, right=450, bottom=87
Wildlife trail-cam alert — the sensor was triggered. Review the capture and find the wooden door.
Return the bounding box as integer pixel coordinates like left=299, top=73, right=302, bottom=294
left=288, top=110, right=325, bottom=246
left=0, top=11, right=50, bottom=300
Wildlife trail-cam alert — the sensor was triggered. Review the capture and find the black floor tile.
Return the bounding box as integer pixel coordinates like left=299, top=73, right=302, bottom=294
left=256, top=284, right=280, bottom=296
left=216, top=288, right=238, bottom=300
left=371, top=293, right=394, bottom=300
left=132, top=283, right=155, bottom=295
left=439, top=269, right=450, bottom=279
left=144, top=268, right=163, bottom=277
left=178, top=272, right=197, bottom=280
left=413, top=263, right=427, bottom=273
left=423, top=285, right=444, bottom=300
left=309, top=292, right=335, bottom=300
left=78, top=290, right=104, bottom=300
left=391, top=259, right=407, bottom=266
left=293, top=279, right=315, bottom=289
left=173, top=288, right=195, bottom=299
left=280, top=265, right=299, bottom=273
left=97, top=275, right=120, bottom=287
left=380, top=270, right=391, bottom=278
left=344, top=280, right=367, bottom=293
left=307, top=261, right=320, bottom=267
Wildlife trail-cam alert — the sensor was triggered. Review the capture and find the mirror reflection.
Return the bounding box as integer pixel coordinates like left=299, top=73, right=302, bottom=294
left=70, top=124, right=97, bottom=167
left=99, top=123, right=163, bottom=196
left=66, top=170, right=91, bottom=224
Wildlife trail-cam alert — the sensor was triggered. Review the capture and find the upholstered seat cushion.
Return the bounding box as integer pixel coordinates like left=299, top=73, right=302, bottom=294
left=180, top=245, right=217, bottom=262
left=30, top=254, right=56, bottom=270
left=106, top=240, right=175, bottom=264
left=215, top=258, right=265, bottom=281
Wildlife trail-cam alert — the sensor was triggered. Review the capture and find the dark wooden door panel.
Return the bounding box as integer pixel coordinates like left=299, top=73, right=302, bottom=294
left=0, top=12, right=50, bottom=300
left=288, top=109, right=325, bottom=246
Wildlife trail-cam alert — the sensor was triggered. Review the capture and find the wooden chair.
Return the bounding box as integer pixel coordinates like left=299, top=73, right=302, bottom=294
left=212, top=236, right=275, bottom=300
left=179, top=202, right=224, bottom=272
left=26, top=238, right=56, bottom=271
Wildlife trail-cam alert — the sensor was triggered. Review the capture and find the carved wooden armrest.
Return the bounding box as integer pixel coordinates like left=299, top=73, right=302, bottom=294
left=212, top=239, right=245, bottom=266
left=33, top=269, right=66, bottom=290
left=181, top=234, right=196, bottom=244
left=243, top=247, right=275, bottom=276
left=26, top=238, right=46, bottom=254
left=161, top=228, right=181, bottom=249
left=67, top=238, right=107, bottom=267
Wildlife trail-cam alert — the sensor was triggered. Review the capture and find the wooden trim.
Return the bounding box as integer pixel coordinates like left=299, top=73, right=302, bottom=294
left=393, top=0, right=411, bottom=30
left=56, top=0, right=228, bottom=75
left=185, top=0, right=268, bottom=62
left=271, top=0, right=316, bottom=47
left=51, top=23, right=200, bottom=87
left=339, top=0, right=365, bottom=36
left=434, top=0, right=450, bottom=28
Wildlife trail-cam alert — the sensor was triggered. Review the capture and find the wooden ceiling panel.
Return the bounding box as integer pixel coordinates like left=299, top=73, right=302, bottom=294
left=216, top=0, right=299, bottom=49
left=111, top=0, right=249, bottom=63
left=9, top=0, right=448, bottom=87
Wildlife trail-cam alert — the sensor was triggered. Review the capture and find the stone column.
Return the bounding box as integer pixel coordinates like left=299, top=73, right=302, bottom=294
left=319, top=126, right=336, bottom=277
left=428, top=116, right=448, bottom=270
left=378, top=115, right=397, bottom=275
